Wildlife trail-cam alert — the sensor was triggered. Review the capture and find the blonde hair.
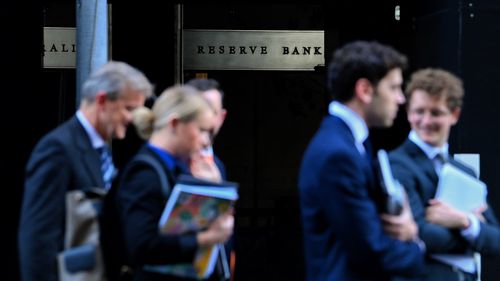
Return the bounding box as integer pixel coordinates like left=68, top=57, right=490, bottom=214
left=133, top=85, right=212, bottom=139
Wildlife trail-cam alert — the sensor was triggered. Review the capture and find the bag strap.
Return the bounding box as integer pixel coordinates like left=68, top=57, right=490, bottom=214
left=132, top=154, right=171, bottom=198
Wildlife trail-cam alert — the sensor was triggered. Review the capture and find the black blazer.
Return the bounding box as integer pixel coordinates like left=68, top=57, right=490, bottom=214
left=116, top=145, right=200, bottom=281
left=19, top=116, right=104, bottom=281
left=389, top=139, right=500, bottom=274
left=298, top=115, right=424, bottom=281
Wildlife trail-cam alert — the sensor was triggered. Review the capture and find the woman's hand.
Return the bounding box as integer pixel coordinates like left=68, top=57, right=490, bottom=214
left=196, top=213, right=234, bottom=247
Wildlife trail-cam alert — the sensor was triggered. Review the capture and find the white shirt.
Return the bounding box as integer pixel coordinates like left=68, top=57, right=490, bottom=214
left=329, top=101, right=368, bottom=156
left=76, top=110, right=106, bottom=150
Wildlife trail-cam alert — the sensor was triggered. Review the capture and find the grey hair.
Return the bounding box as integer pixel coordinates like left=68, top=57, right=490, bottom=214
left=81, top=61, right=153, bottom=102
left=133, top=84, right=213, bottom=140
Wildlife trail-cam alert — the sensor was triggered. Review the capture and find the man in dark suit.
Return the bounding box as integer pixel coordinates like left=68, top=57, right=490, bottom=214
left=18, top=61, right=153, bottom=281
left=389, top=68, right=500, bottom=281
left=298, top=41, right=425, bottom=281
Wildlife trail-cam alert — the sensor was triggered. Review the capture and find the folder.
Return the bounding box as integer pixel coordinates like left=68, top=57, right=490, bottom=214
left=145, top=175, right=238, bottom=279
left=377, top=149, right=405, bottom=215
left=435, top=163, right=487, bottom=212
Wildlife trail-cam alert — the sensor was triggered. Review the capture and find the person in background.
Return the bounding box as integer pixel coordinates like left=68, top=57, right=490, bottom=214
left=115, top=85, right=234, bottom=281
left=186, top=78, right=227, bottom=181
left=186, top=78, right=234, bottom=281
left=389, top=68, right=500, bottom=281
left=18, top=61, right=153, bottom=281
left=298, top=40, right=425, bottom=281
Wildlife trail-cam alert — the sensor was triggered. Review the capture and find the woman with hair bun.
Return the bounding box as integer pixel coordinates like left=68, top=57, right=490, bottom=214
left=115, top=85, right=234, bottom=281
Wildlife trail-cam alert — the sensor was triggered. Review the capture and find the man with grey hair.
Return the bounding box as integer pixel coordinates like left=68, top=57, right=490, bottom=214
left=18, top=61, right=153, bottom=281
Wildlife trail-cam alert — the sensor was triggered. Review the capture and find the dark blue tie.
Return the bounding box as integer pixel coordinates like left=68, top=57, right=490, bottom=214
left=98, top=145, right=115, bottom=189
left=363, top=139, right=373, bottom=163
left=433, top=153, right=447, bottom=175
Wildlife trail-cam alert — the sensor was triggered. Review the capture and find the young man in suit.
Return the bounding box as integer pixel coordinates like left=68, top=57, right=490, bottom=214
left=389, top=68, right=500, bottom=281
left=18, top=61, right=153, bottom=281
left=298, top=41, right=425, bottom=281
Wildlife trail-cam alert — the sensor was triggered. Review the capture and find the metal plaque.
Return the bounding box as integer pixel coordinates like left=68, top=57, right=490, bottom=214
left=183, top=30, right=324, bottom=71
left=43, top=27, right=76, bottom=69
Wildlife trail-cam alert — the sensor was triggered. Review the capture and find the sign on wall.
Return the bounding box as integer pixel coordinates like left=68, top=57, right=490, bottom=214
left=183, top=30, right=324, bottom=71
left=43, top=27, right=76, bottom=69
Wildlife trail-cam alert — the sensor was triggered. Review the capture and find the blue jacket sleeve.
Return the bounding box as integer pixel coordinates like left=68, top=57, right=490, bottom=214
left=320, top=151, right=424, bottom=277
left=19, top=138, right=69, bottom=281
left=471, top=204, right=500, bottom=255
left=390, top=156, right=468, bottom=253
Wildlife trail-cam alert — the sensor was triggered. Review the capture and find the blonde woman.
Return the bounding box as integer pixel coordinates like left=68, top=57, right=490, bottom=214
left=114, top=85, right=233, bottom=281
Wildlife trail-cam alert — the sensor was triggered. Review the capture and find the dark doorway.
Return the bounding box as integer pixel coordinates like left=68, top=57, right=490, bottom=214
left=183, top=4, right=325, bottom=280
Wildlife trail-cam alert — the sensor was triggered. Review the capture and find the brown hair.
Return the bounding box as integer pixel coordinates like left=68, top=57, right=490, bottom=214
left=405, top=68, right=464, bottom=111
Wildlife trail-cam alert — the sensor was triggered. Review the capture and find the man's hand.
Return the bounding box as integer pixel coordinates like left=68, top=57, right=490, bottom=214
left=472, top=204, right=488, bottom=223
left=425, top=199, right=470, bottom=229
left=380, top=199, right=418, bottom=241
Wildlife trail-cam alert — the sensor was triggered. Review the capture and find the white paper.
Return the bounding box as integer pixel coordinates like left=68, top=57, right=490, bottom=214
left=454, top=153, right=480, bottom=178
left=435, top=163, right=487, bottom=212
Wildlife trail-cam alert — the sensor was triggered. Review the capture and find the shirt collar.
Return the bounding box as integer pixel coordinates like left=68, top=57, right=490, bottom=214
left=329, top=101, right=369, bottom=145
left=409, top=130, right=448, bottom=160
left=147, top=143, right=191, bottom=175
left=76, top=110, right=106, bottom=149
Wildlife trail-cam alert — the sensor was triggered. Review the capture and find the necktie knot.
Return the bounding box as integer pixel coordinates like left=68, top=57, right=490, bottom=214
left=435, top=152, right=447, bottom=163
left=433, top=153, right=447, bottom=174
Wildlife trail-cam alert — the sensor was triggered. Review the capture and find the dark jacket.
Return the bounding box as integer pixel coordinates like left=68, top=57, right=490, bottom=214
left=298, top=115, right=424, bottom=281
left=19, top=116, right=104, bottom=281
left=389, top=139, right=500, bottom=281
left=115, top=145, right=200, bottom=281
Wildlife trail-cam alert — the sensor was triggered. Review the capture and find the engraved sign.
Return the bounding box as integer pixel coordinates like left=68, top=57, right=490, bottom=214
left=184, top=30, right=324, bottom=71
left=43, top=27, right=76, bottom=69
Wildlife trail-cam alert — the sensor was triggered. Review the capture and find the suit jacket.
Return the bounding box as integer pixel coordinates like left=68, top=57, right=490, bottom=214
left=389, top=139, right=500, bottom=280
left=19, top=116, right=104, bottom=281
left=211, top=153, right=233, bottom=281
left=115, top=145, right=200, bottom=281
left=298, top=115, right=424, bottom=281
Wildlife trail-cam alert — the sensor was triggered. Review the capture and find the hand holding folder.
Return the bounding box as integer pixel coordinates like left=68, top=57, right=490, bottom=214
left=146, top=175, right=238, bottom=279
left=435, top=163, right=487, bottom=213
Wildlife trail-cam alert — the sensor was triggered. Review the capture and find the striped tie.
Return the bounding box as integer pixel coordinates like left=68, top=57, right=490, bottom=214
left=98, top=145, right=115, bottom=189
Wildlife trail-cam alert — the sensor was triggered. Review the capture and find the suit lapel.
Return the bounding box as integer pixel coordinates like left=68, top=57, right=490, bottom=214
left=404, top=140, right=438, bottom=182
left=403, top=140, right=440, bottom=198
left=71, top=117, right=104, bottom=187
left=328, top=116, right=375, bottom=185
